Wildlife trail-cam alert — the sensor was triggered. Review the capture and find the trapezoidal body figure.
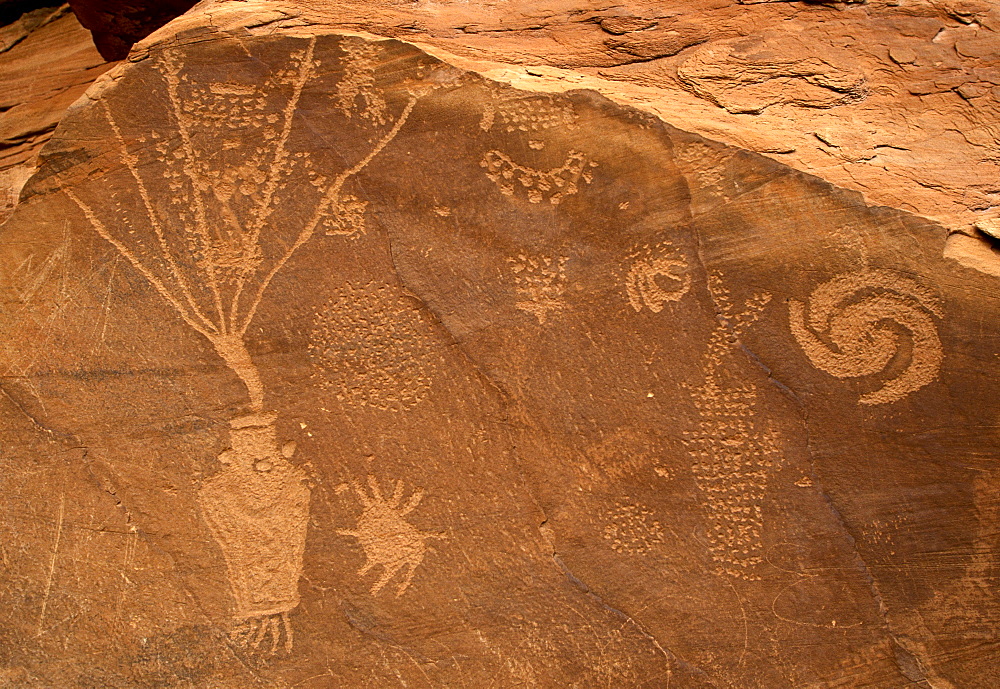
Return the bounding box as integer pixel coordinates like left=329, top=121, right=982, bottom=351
left=63, top=36, right=425, bottom=653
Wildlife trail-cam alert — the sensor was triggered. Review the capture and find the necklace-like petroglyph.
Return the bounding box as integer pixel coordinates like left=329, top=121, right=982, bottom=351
left=625, top=241, right=692, bottom=313
left=788, top=269, right=944, bottom=405
left=62, top=36, right=425, bottom=651
left=337, top=475, right=444, bottom=596
left=481, top=150, right=596, bottom=205
left=683, top=272, right=780, bottom=580
left=479, top=94, right=578, bottom=133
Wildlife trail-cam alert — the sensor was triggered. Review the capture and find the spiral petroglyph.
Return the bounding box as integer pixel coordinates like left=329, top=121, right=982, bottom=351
left=788, top=269, right=944, bottom=405
left=624, top=241, right=691, bottom=313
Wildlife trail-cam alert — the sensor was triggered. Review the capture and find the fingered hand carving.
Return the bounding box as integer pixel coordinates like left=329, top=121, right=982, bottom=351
left=789, top=269, right=944, bottom=405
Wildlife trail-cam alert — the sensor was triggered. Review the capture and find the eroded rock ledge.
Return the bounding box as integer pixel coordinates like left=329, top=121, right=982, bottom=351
left=127, top=0, right=1000, bottom=240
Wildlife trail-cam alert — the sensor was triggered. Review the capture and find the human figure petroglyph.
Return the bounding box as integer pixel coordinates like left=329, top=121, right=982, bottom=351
left=63, top=36, right=428, bottom=646
left=198, top=412, right=309, bottom=654
left=508, top=254, right=569, bottom=324
left=481, top=150, right=596, bottom=205
left=308, top=282, right=440, bottom=411
left=788, top=269, right=944, bottom=405
left=625, top=241, right=692, bottom=313
left=337, top=475, right=444, bottom=596
left=683, top=272, right=780, bottom=580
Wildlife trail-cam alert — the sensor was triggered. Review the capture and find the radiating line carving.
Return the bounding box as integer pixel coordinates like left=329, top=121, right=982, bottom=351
left=338, top=475, right=444, bottom=596
left=62, top=36, right=427, bottom=653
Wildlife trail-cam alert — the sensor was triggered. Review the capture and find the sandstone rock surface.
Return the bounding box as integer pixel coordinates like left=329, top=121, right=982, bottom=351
left=0, top=3, right=998, bottom=688
left=138, top=0, right=999, bottom=239
left=0, top=4, right=110, bottom=223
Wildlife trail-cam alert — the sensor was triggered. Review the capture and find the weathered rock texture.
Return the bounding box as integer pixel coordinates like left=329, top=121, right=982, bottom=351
left=132, top=0, right=999, bottom=240
left=0, top=4, right=998, bottom=689
left=0, top=4, right=110, bottom=223
left=67, top=0, right=197, bottom=60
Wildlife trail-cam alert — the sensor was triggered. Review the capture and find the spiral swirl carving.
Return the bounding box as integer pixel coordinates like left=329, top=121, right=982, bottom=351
left=788, top=269, right=944, bottom=405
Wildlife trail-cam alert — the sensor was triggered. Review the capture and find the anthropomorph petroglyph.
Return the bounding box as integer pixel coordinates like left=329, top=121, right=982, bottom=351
left=337, top=475, right=444, bottom=596
left=481, top=150, right=596, bottom=205
left=308, top=282, right=441, bottom=412
left=683, top=272, right=781, bottom=580
left=200, top=414, right=308, bottom=656
left=508, top=254, right=569, bottom=324
left=63, top=36, right=424, bottom=649
left=625, top=241, right=691, bottom=313
left=788, top=269, right=944, bottom=405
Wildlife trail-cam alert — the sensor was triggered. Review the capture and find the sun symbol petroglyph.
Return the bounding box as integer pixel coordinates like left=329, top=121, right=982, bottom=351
left=508, top=254, right=569, bottom=324
left=337, top=475, right=444, bottom=596
left=788, top=269, right=944, bottom=405
left=625, top=241, right=691, bottom=313
left=481, top=150, right=596, bottom=205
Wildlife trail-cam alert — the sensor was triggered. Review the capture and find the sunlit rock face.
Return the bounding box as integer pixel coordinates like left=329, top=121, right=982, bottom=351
left=0, top=16, right=998, bottom=689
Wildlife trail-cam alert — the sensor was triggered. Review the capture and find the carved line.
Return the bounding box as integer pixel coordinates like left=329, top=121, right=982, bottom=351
left=231, top=37, right=318, bottom=324
left=161, top=50, right=228, bottom=332
left=64, top=188, right=214, bottom=340
left=101, top=101, right=218, bottom=335
left=240, top=94, right=418, bottom=335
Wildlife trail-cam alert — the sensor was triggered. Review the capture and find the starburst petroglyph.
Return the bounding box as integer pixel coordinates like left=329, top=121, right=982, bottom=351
left=338, top=475, right=443, bottom=596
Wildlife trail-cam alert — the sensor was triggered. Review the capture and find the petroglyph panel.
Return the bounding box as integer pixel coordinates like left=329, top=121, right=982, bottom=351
left=789, top=269, right=944, bottom=405
left=3, top=15, right=998, bottom=688
left=54, top=33, right=429, bottom=655
left=308, top=282, right=441, bottom=411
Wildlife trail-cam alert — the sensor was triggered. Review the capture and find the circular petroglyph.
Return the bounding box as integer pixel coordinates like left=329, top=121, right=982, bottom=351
left=308, top=282, right=441, bottom=411
left=624, top=241, right=691, bottom=313
left=788, top=269, right=944, bottom=405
